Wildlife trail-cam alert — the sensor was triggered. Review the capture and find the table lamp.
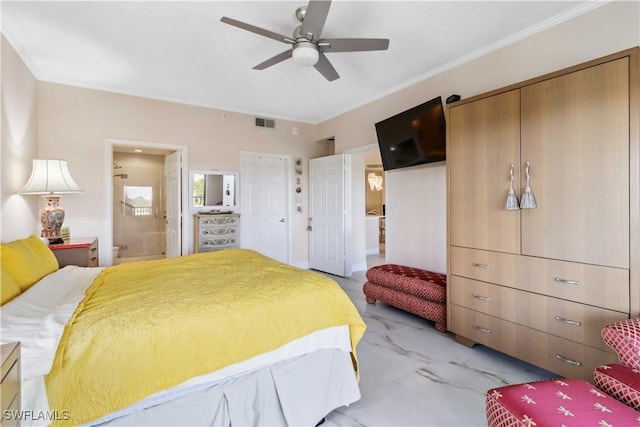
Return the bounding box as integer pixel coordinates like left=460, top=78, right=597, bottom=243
left=19, top=159, right=83, bottom=244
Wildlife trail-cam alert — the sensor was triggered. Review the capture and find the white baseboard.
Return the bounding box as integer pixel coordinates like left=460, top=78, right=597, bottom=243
left=292, top=261, right=310, bottom=269
left=352, top=262, right=368, bottom=272
left=293, top=261, right=367, bottom=273
left=366, top=248, right=380, bottom=255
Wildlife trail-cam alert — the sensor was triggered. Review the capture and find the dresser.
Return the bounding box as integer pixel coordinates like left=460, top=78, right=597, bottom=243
left=194, top=213, right=240, bottom=253
left=446, top=48, right=639, bottom=381
left=1, top=342, right=20, bottom=427
left=49, top=237, right=99, bottom=267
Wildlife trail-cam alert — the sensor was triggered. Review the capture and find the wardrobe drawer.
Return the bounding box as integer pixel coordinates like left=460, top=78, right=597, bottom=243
left=450, top=276, right=627, bottom=352
left=450, top=247, right=518, bottom=286
left=450, top=305, right=619, bottom=381
left=450, top=246, right=629, bottom=312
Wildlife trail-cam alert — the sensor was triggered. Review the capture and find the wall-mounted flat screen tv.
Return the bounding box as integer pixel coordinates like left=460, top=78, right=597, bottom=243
left=375, top=96, right=446, bottom=171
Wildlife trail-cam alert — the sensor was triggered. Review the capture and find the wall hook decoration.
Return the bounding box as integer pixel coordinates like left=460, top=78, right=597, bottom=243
left=520, top=161, right=537, bottom=209
left=505, top=163, right=520, bottom=210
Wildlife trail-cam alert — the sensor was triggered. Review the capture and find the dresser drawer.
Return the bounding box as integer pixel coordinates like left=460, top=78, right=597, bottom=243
left=4, top=394, right=19, bottom=427
left=1, top=359, right=18, bottom=417
left=199, top=236, right=238, bottom=252
left=87, top=239, right=99, bottom=267
left=450, top=246, right=629, bottom=312
left=450, top=275, right=627, bottom=352
left=199, top=225, right=238, bottom=238
left=450, top=305, right=618, bottom=381
left=199, top=216, right=239, bottom=226
left=1, top=342, right=20, bottom=425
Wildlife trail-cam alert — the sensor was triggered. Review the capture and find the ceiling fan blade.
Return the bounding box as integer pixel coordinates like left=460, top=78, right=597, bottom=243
left=299, top=0, right=331, bottom=41
left=220, top=17, right=294, bottom=44
left=320, top=38, right=390, bottom=53
left=253, top=50, right=293, bottom=70
left=314, top=52, right=339, bottom=82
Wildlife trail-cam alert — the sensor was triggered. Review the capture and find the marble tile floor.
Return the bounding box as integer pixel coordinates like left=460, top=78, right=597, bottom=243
left=321, top=254, right=557, bottom=426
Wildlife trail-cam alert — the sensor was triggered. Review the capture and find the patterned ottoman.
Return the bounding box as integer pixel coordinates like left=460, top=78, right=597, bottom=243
left=363, top=264, right=447, bottom=331
left=486, top=378, right=640, bottom=427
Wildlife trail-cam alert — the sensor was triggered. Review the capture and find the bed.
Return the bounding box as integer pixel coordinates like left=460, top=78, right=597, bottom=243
left=0, top=235, right=366, bottom=426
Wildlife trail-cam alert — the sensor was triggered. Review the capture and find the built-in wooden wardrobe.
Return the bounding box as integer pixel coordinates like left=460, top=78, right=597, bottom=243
left=446, top=48, right=639, bottom=381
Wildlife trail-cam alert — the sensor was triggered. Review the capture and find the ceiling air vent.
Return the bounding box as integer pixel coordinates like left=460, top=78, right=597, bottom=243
left=255, top=117, right=275, bottom=129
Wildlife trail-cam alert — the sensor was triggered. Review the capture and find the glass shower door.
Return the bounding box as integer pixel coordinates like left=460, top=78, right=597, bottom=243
left=113, top=160, right=166, bottom=261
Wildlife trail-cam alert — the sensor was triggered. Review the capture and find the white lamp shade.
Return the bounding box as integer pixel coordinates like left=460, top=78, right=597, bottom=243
left=20, top=159, right=83, bottom=194
left=292, top=43, right=319, bottom=66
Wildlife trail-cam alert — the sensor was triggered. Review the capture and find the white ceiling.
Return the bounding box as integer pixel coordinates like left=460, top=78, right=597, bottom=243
left=1, top=1, right=601, bottom=124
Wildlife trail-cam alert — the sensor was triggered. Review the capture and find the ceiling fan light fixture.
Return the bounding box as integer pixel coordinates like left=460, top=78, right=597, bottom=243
left=221, top=0, right=388, bottom=81
left=292, top=42, right=319, bottom=66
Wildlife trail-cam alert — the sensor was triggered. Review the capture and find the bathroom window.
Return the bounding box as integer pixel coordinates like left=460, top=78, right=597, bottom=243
left=124, top=186, right=153, bottom=216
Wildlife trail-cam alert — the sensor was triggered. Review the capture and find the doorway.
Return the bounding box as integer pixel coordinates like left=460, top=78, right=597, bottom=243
left=365, top=152, right=385, bottom=256
left=107, top=139, right=189, bottom=266
left=112, top=151, right=167, bottom=263
left=240, top=152, right=290, bottom=264
left=308, top=154, right=352, bottom=277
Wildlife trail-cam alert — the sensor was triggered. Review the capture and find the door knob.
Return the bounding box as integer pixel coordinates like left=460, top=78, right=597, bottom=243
left=279, top=218, right=285, bottom=223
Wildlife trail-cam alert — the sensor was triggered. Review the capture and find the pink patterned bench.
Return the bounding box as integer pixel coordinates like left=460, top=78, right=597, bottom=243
left=486, top=378, right=640, bottom=426
left=363, top=264, right=447, bottom=332
left=594, top=364, right=640, bottom=410
left=596, top=317, right=640, bottom=412
left=487, top=317, right=640, bottom=426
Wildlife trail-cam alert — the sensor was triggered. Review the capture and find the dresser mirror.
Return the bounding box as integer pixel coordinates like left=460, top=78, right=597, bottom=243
left=190, top=171, right=238, bottom=210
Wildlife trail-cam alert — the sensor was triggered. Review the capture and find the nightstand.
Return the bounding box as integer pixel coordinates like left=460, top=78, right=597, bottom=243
left=49, top=237, right=99, bottom=267
left=1, top=342, right=20, bottom=427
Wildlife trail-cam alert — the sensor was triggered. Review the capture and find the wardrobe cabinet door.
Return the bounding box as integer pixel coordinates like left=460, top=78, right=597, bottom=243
left=521, top=58, right=630, bottom=268
left=449, top=90, right=521, bottom=254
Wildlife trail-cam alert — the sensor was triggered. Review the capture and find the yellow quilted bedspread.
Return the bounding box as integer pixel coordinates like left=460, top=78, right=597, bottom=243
left=45, top=249, right=366, bottom=425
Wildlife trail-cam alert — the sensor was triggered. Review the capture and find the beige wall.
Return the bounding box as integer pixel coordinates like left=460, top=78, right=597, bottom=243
left=317, top=1, right=640, bottom=273
left=3, top=1, right=639, bottom=272
left=1, top=35, right=39, bottom=242
left=36, top=82, right=326, bottom=266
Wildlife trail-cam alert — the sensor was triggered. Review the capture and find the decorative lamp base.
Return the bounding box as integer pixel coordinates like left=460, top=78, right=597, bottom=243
left=40, top=195, right=65, bottom=245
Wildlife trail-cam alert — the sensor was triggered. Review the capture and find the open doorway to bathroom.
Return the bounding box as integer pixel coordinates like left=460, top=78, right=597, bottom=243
left=110, top=141, right=188, bottom=265
left=112, top=149, right=166, bottom=264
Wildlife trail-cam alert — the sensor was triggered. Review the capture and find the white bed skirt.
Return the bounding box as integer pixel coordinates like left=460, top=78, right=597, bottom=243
left=93, top=348, right=360, bottom=427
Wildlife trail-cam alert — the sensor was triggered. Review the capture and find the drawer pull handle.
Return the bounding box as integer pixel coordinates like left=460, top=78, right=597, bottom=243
left=472, top=293, right=491, bottom=302
left=554, top=277, right=582, bottom=286
left=473, top=324, right=491, bottom=334
left=554, top=316, right=582, bottom=327
left=556, top=354, right=582, bottom=366
left=472, top=263, right=491, bottom=269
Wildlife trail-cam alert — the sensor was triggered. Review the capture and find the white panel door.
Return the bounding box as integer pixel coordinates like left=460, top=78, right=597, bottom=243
left=164, top=151, right=181, bottom=258
left=241, top=153, right=289, bottom=263
left=309, top=154, right=347, bottom=276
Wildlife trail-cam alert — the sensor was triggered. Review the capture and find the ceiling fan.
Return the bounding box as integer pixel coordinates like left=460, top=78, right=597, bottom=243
left=220, top=0, right=389, bottom=82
